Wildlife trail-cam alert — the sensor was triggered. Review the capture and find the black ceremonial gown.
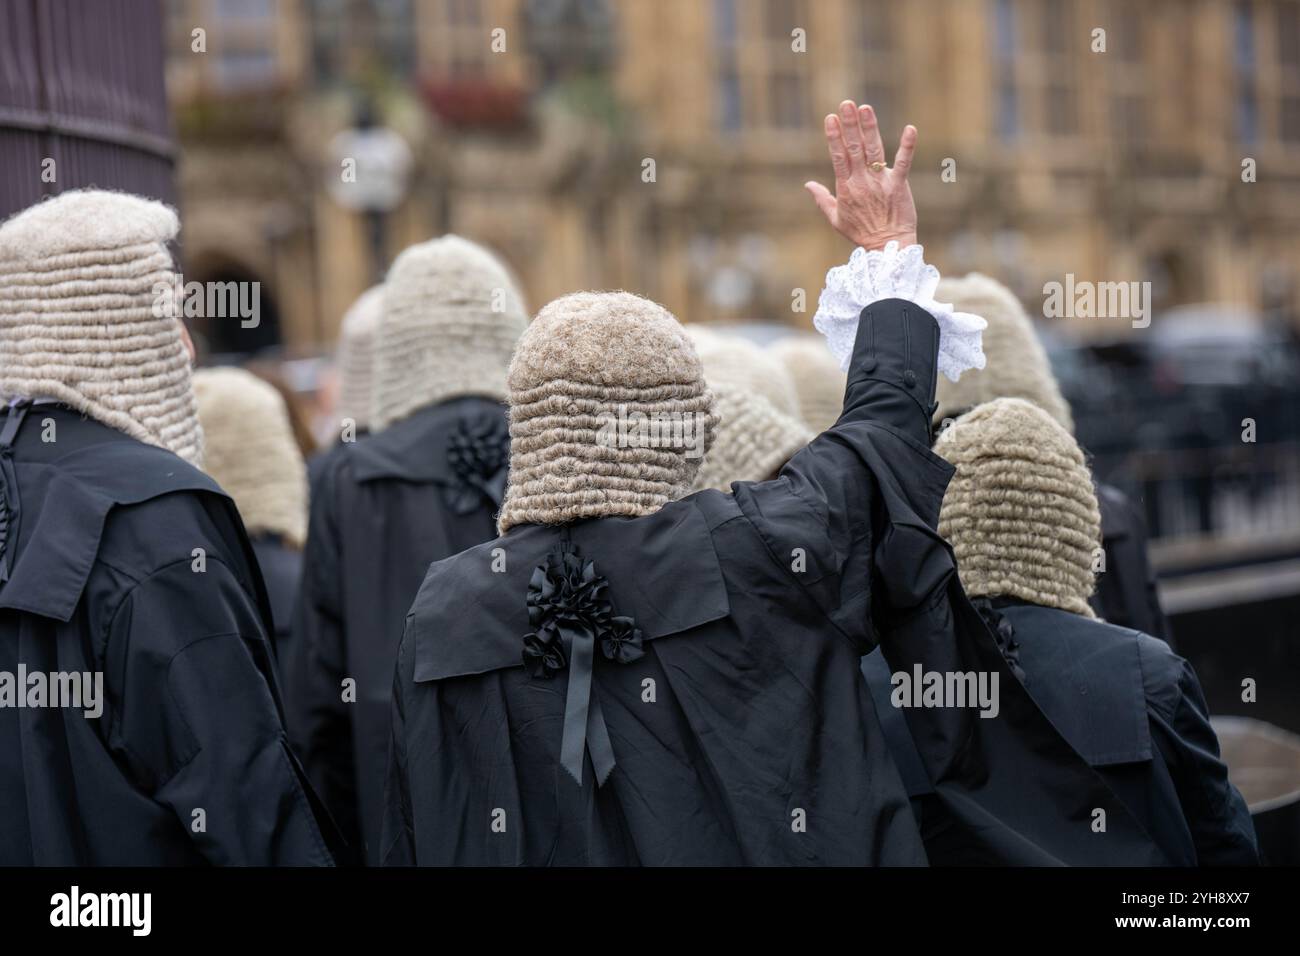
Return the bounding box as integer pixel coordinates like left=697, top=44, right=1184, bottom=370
left=863, top=602, right=1258, bottom=866
left=1091, top=483, right=1170, bottom=645
left=289, top=396, right=509, bottom=864
left=250, top=532, right=303, bottom=660
left=384, top=298, right=1169, bottom=866
left=307, top=433, right=364, bottom=499
left=0, top=404, right=336, bottom=865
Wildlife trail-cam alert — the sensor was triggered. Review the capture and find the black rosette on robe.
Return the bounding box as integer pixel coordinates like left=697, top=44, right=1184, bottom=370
left=0, top=401, right=30, bottom=584
left=0, top=467, right=12, bottom=583
left=972, top=598, right=1026, bottom=684
left=522, top=541, right=644, bottom=786
left=443, top=413, right=509, bottom=515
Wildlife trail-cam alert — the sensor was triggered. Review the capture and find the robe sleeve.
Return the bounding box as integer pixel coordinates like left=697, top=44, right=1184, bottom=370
left=1145, top=653, right=1260, bottom=865
left=735, top=296, right=953, bottom=650
left=105, top=559, right=334, bottom=865
left=1095, top=485, right=1171, bottom=643
left=734, top=244, right=985, bottom=649
left=287, top=457, right=364, bottom=854
left=1128, top=504, right=1171, bottom=643
left=380, top=639, right=416, bottom=866
left=747, top=261, right=1173, bottom=863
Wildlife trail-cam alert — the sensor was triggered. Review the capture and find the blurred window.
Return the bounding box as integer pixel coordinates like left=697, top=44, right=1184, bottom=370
left=1284, top=96, right=1300, bottom=143
left=1234, top=0, right=1258, bottom=142
left=718, top=68, right=744, bottom=130
left=306, top=0, right=414, bottom=87
left=993, top=0, right=1020, bottom=138
left=374, top=0, right=417, bottom=78
left=1040, top=0, right=1069, bottom=54
left=1036, top=0, right=1078, bottom=137
left=1281, top=4, right=1300, bottom=69
left=769, top=70, right=807, bottom=129
left=859, top=1, right=891, bottom=53
left=209, top=0, right=278, bottom=92
left=997, top=77, right=1020, bottom=139
left=427, top=0, right=488, bottom=77
left=1107, top=1, right=1146, bottom=145
left=854, top=1, right=899, bottom=131
left=1233, top=0, right=1300, bottom=146
left=1280, top=2, right=1300, bottom=142
left=449, top=0, right=479, bottom=25
left=711, top=0, right=811, bottom=133
left=1043, top=33, right=1078, bottom=136
left=214, top=0, right=272, bottom=18
left=991, top=0, right=1081, bottom=140
left=763, top=0, right=798, bottom=40
left=525, top=0, right=616, bottom=83
left=1046, top=80, right=1078, bottom=136
left=1111, top=93, right=1144, bottom=144
left=214, top=50, right=277, bottom=90
left=714, top=0, right=738, bottom=43
left=1113, top=2, right=1143, bottom=62
left=714, top=0, right=743, bottom=129
left=308, top=0, right=345, bottom=85
left=760, top=0, right=810, bottom=130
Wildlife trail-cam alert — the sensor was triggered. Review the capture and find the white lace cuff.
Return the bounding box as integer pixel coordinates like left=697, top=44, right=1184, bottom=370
left=812, top=241, right=986, bottom=383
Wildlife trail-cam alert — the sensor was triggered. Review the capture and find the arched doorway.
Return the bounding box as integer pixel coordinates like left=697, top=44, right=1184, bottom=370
left=182, top=253, right=283, bottom=360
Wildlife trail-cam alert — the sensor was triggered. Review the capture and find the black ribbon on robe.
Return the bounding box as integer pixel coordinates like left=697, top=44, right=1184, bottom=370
left=521, top=540, right=644, bottom=786
left=971, top=597, right=1026, bottom=684
left=443, top=413, right=509, bottom=515
left=0, top=400, right=30, bottom=584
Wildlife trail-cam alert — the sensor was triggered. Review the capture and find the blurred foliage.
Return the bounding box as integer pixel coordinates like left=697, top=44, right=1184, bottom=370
left=542, top=71, right=631, bottom=138
left=175, top=89, right=292, bottom=142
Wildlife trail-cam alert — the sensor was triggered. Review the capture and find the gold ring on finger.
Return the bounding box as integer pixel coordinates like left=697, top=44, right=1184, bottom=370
left=868, top=161, right=887, bottom=172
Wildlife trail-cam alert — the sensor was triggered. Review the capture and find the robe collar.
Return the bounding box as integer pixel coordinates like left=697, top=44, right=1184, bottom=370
left=408, top=495, right=731, bottom=684
left=998, top=601, right=1153, bottom=766
left=0, top=414, right=227, bottom=622
left=347, top=396, right=507, bottom=485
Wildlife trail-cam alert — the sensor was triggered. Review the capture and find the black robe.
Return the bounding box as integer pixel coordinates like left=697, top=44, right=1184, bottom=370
left=0, top=404, right=336, bottom=865
left=384, top=299, right=1169, bottom=866
left=289, top=396, right=509, bottom=864
left=863, top=601, right=1258, bottom=866
left=250, top=532, right=302, bottom=660
left=307, top=433, right=365, bottom=499
left=1092, top=483, right=1171, bottom=645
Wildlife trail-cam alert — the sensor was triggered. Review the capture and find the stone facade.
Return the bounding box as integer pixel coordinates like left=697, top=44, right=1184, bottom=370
left=164, top=0, right=1300, bottom=354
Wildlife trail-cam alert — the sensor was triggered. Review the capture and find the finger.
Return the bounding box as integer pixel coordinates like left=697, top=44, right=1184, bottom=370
left=859, top=105, right=886, bottom=168
left=824, top=115, right=851, bottom=185
left=837, top=100, right=864, bottom=172
left=892, top=124, right=917, bottom=179
left=804, top=181, right=837, bottom=222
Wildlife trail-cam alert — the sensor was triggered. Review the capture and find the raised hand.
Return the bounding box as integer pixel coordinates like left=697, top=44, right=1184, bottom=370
left=805, top=100, right=918, bottom=252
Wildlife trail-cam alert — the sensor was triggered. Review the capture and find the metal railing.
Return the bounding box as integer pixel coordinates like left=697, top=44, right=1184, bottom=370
left=1093, top=441, right=1300, bottom=569
left=0, top=0, right=174, bottom=218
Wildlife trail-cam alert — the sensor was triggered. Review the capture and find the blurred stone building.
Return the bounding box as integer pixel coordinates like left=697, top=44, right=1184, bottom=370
left=164, top=0, right=1300, bottom=355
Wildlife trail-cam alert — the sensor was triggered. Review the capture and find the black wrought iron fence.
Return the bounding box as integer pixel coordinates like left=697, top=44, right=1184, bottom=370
left=0, top=0, right=174, bottom=219
left=1093, top=441, right=1300, bottom=551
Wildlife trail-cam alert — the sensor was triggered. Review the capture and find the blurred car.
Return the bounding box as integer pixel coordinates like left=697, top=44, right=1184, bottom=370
left=1149, top=306, right=1300, bottom=444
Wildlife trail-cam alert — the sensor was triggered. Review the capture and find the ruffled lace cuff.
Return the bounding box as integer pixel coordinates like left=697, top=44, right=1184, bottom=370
left=812, top=241, right=987, bottom=383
